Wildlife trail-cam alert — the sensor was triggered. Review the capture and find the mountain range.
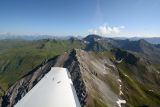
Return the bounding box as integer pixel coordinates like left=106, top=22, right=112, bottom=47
left=0, top=34, right=160, bottom=107
left=0, top=34, right=160, bottom=44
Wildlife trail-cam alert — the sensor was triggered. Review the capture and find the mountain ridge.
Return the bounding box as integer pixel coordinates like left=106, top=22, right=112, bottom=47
left=1, top=48, right=160, bottom=107
left=0, top=35, right=160, bottom=107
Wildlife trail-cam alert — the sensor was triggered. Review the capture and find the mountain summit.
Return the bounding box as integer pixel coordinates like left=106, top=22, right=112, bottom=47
left=83, top=34, right=102, bottom=43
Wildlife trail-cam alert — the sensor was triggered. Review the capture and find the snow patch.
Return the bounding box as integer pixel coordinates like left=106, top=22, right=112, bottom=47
left=117, top=79, right=122, bottom=83
left=116, top=99, right=126, bottom=107
left=117, top=78, right=126, bottom=107
left=124, top=74, right=128, bottom=77
left=115, top=59, right=123, bottom=64
left=119, top=84, right=123, bottom=95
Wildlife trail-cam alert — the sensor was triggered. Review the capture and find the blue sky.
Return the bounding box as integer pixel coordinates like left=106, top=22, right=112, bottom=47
left=0, top=0, right=160, bottom=37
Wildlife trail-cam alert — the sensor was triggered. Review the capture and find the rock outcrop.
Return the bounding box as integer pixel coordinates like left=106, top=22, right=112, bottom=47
left=63, top=49, right=87, bottom=106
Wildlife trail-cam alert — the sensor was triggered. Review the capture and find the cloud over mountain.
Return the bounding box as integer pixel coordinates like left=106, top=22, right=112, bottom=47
left=88, top=24, right=125, bottom=36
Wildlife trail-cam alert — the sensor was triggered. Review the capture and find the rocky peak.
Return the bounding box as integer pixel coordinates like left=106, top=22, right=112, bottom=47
left=83, top=34, right=102, bottom=43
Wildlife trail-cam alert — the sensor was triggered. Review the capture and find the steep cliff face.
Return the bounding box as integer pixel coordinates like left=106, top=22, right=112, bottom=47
left=63, top=50, right=87, bottom=106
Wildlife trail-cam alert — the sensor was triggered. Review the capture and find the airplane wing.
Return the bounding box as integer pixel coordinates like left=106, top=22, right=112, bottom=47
left=14, top=67, right=81, bottom=107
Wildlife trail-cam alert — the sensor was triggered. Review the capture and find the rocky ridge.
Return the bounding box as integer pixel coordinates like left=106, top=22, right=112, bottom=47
left=1, top=46, right=160, bottom=107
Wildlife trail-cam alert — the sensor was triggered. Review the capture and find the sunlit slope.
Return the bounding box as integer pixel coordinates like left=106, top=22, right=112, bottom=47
left=75, top=49, right=160, bottom=107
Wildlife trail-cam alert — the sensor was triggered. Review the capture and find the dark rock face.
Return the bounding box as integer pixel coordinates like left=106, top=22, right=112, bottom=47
left=85, top=42, right=106, bottom=52
left=64, top=49, right=87, bottom=106
left=0, top=98, right=2, bottom=107
left=154, top=44, right=160, bottom=48
left=1, top=56, right=59, bottom=107
left=114, top=48, right=138, bottom=65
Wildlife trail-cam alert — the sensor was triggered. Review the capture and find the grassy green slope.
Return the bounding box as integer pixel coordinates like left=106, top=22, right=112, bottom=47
left=117, top=61, right=160, bottom=107
left=0, top=39, right=86, bottom=92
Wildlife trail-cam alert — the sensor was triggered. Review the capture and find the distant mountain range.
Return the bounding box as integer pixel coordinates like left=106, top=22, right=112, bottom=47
left=111, top=37, right=160, bottom=44
left=0, top=34, right=83, bottom=41
left=0, top=34, right=160, bottom=44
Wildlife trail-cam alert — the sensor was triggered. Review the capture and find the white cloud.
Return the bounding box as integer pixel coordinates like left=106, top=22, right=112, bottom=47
left=88, top=24, right=125, bottom=36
